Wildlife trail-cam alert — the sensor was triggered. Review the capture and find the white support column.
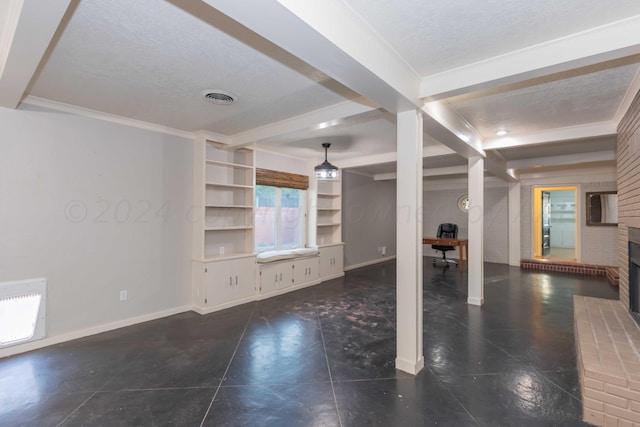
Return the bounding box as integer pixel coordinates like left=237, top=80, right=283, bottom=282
left=508, top=182, right=521, bottom=266
left=395, top=109, right=424, bottom=375
left=467, top=156, right=484, bottom=306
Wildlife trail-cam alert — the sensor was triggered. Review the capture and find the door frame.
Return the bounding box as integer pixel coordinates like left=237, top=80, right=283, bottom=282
left=532, top=185, right=579, bottom=259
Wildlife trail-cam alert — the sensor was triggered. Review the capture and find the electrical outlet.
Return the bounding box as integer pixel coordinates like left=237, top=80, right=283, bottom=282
left=382, top=246, right=387, bottom=256
left=119, top=290, right=128, bottom=301
left=219, top=246, right=225, bottom=255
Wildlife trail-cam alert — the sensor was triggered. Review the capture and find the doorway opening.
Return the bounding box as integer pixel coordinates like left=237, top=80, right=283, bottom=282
left=533, top=186, right=578, bottom=261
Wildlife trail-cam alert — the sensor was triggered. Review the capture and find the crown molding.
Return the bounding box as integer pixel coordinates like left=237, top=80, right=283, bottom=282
left=22, top=96, right=195, bottom=140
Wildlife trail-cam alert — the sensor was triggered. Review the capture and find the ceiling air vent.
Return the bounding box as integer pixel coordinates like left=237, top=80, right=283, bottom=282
left=201, top=89, right=238, bottom=105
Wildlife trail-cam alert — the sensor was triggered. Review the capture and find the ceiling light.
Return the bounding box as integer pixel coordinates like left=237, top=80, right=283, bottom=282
left=314, top=143, right=340, bottom=180
left=496, top=129, right=508, bottom=136
left=201, top=89, right=238, bottom=105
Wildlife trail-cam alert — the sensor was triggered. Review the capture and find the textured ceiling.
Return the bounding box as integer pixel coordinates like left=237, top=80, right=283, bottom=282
left=12, top=0, right=637, bottom=177
left=343, top=0, right=640, bottom=76
left=447, top=63, right=640, bottom=138
left=30, top=0, right=358, bottom=134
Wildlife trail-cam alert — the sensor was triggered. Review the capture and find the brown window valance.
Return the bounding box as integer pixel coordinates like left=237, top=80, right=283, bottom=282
left=256, top=168, right=309, bottom=190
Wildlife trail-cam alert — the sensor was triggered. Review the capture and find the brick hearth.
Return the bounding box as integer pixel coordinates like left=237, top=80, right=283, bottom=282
left=574, top=296, right=640, bottom=426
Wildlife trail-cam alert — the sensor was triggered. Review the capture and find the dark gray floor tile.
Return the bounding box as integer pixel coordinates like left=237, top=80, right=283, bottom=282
left=223, top=333, right=330, bottom=385
left=334, top=376, right=478, bottom=426
left=540, top=369, right=583, bottom=401
left=203, top=383, right=340, bottom=427
left=61, top=388, right=213, bottom=426
left=103, top=337, right=239, bottom=390
left=485, top=327, right=578, bottom=371
left=0, top=390, right=92, bottom=427
left=323, top=331, right=399, bottom=381
left=0, top=341, right=138, bottom=394
left=438, top=371, right=590, bottom=427
left=0, top=260, right=619, bottom=426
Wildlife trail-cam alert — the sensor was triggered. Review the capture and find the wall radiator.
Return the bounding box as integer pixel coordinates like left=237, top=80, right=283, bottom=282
left=0, top=278, right=47, bottom=347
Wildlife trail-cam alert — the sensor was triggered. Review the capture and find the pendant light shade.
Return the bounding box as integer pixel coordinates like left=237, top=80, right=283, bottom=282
left=315, top=143, right=340, bottom=180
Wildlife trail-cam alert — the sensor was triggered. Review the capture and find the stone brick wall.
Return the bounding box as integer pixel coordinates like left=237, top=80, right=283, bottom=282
left=618, top=88, right=640, bottom=310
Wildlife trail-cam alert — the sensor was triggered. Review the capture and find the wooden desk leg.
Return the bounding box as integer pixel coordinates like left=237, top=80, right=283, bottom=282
left=459, top=244, right=463, bottom=272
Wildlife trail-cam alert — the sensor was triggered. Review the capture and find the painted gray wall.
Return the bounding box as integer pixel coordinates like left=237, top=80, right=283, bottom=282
left=0, top=104, right=193, bottom=339
left=342, top=171, right=396, bottom=268
left=341, top=173, right=510, bottom=268
left=423, top=186, right=509, bottom=264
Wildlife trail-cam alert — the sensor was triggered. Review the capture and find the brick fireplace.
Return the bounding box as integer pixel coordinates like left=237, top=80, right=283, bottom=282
left=573, top=88, right=640, bottom=426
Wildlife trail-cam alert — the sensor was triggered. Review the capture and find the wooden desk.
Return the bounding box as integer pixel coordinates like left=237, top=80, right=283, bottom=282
left=423, top=237, right=468, bottom=272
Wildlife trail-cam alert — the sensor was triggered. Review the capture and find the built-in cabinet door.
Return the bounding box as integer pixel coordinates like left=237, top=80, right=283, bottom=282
left=205, top=257, right=255, bottom=307
left=259, top=262, right=292, bottom=293
left=320, top=245, right=344, bottom=279
left=293, top=257, right=320, bottom=285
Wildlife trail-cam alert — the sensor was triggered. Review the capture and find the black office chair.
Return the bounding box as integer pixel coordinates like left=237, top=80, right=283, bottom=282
left=432, top=223, right=458, bottom=268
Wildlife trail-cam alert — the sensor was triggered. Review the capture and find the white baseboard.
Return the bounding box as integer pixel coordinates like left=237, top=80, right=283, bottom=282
left=320, top=272, right=345, bottom=281
left=0, top=305, right=192, bottom=359
left=344, top=256, right=396, bottom=271
left=467, top=296, right=484, bottom=306
left=395, top=356, right=425, bottom=375
left=191, top=295, right=255, bottom=315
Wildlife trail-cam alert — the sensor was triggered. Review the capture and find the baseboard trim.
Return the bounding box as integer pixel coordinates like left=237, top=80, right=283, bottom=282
left=395, top=356, right=425, bottom=375
left=467, top=296, right=484, bottom=306
left=0, top=305, right=192, bottom=359
left=344, top=256, right=396, bottom=271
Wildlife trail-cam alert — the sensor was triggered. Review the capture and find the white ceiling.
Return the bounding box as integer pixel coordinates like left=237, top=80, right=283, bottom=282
left=2, top=0, right=640, bottom=180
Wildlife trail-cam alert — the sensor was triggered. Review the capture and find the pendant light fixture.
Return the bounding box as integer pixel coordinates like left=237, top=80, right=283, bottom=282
left=314, top=143, right=340, bottom=180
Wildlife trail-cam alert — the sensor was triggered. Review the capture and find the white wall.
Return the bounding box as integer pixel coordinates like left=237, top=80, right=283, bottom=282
left=342, top=171, right=396, bottom=268
left=0, top=104, right=193, bottom=351
left=519, top=166, right=617, bottom=265
left=423, top=182, right=509, bottom=264
left=255, top=149, right=310, bottom=176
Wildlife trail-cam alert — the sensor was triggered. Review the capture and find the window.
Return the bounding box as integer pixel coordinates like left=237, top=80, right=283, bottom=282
left=255, top=185, right=306, bottom=251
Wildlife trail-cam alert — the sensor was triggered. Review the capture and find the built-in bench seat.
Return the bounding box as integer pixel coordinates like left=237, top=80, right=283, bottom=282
left=574, top=296, right=640, bottom=426
left=256, top=247, right=319, bottom=263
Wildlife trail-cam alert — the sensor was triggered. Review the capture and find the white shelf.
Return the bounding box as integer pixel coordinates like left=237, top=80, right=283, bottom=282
left=206, top=204, right=253, bottom=209
left=206, top=159, right=253, bottom=169
left=205, top=182, right=253, bottom=189
left=205, top=225, right=253, bottom=231
left=316, top=179, right=341, bottom=246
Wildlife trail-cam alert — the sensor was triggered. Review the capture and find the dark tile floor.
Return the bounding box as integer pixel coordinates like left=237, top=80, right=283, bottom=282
left=0, top=259, right=619, bottom=426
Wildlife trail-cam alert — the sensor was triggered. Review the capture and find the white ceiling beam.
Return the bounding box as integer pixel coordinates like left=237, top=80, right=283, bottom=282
left=485, top=151, right=519, bottom=182
left=374, top=165, right=470, bottom=181
left=228, top=98, right=377, bottom=147
left=0, top=0, right=72, bottom=108
left=421, top=101, right=485, bottom=158
left=613, top=65, right=640, bottom=125
left=202, top=0, right=487, bottom=159
left=420, top=15, right=640, bottom=101
left=202, top=0, right=420, bottom=113
left=483, top=121, right=617, bottom=150
left=336, top=142, right=457, bottom=170
left=507, top=150, right=615, bottom=170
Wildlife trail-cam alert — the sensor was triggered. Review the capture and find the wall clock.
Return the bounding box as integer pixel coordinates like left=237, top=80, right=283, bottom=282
left=457, top=194, right=469, bottom=212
